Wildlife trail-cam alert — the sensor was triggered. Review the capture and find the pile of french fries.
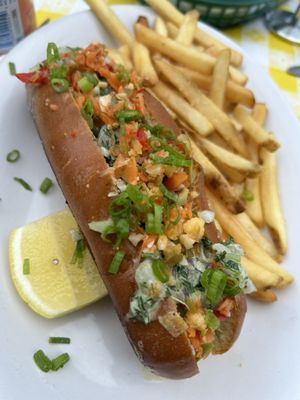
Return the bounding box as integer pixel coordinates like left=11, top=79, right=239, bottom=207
left=86, top=0, right=293, bottom=302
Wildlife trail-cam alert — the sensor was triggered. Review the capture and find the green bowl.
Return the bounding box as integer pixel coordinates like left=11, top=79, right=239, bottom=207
left=143, top=0, right=288, bottom=28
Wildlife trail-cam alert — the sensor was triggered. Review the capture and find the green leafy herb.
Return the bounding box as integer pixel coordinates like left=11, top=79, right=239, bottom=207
left=48, top=337, right=71, bottom=344
left=23, top=258, right=30, bottom=275
left=6, top=149, right=20, bottom=162
left=201, top=236, right=213, bottom=249
left=130, top=295, right=155, bottom=324
left=8, top=62, right=16, bottom=75
left=39, top=177, right=53, bottom=194
left=13, top=177, right=33, bottom=191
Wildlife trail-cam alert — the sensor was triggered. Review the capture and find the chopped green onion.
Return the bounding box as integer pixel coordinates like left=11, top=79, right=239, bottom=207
left=115, top=109, right=141, bottom=122
left=116, top=65, right=130, bottom=84
left=115, top=218, right=130, bottom=239
left=150, top=154, right=192, bottom=167
left=78, top=76, right=94, bottom=93
left=33, top=350, right=52, bottom=372
left=242, top=189, right=254, bottom=202
left=51, top=353, right=70, bottom=371
left=46, top=42, right=60, bottom=64
left=145, top=213, right=155, bottom=234
left=23, top=258, right=30, bottom=275
left=81, top=98, right=94, bottom=129
left=83, top=71, right=99, bottom=86
left=167, top=204, right=181, bottom=225
left=141, top=252, right=161, bottom=260
left=163, top=143, right=185, bottom=159
left=160, top=183, right=178, bottom=203
left=202, top=342, right=214, bottom=358
left=6, top=149, right=20, bottom=162
left=109, top=192, right=131, bottom=218
left=126, top=184, right=152, bottom=213
left=154, top=203, right=163, bottom=234
left=8, top=62, right=16, bottom=75
left=152, top=259, right=169, bottom=283
left=108, top=250, right=125, bottom=274
left=39, top=177, right=53, bottom=194
left=49, top=65, right=68, bottom=79
left=205, top=310, right=220, bottom=330
left=13, top=177, right=32, bottom=191
left=48, top=337, right=71, bottom=344
left=51, top=78, right=69, bottom=93
left=70, top=239, right=86, bottom=267
left=206, top=270, right=227, bottom=306
left=88, top=218, right=113, bottom=233
left=200, top=268, right=213, bottom=289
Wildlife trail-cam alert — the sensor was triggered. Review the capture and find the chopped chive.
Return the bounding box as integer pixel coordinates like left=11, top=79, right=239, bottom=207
left=108, top=250, right=125, bottom=274
left=6, top=149, right=20, bottom=162
left=8, top=62, right=16, bottom=75
left=48, top=337, right=71, bottom=344
left=46, top=42, right=60, bottom=64
left=39, top=177, right=53, bottom=194
left=70, top=239, right=86, bottom=267
left=23, top=258, right=30, bottom=275
left=33, top=350, right=52, bottom=372
left=51, top=353, right=70, bottom=371
left=13, top=177, right=33, bottom=191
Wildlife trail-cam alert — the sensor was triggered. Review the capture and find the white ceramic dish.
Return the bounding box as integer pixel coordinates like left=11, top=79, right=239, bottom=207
left=0, top=6, right=299, bottom=400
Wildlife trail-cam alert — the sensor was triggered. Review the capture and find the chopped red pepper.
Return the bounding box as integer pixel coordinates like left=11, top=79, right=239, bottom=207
left=15, top=68, right=48, bottom=84
left=137, top=128, right=148, bottom=148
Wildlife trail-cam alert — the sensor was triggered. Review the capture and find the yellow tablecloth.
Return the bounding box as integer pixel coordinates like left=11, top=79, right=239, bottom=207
left=33, top=0, right=300, bottom=118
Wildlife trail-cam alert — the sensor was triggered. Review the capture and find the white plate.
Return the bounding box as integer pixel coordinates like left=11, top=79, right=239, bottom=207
left=0, top=6, right=300, bottom=400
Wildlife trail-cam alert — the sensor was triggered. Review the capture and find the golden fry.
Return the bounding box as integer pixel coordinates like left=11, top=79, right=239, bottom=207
left=199, top=137, right=261, bottom=177
left=241, top=257, right=282, bottom=291
left=209, top=49, right=230, bottom=109
left=85, top=0, right=133, bottom=46
left=190, top=138, right=245, bottom=213
left=207, top=189, right=292, bottom=287
left=152, top=81, right=213, bottom=136
left=249, top=289, right=277, bottom=303
left=233, top=105, right=280, bottom=151
left=144, top=0, right=243, bottom=66
left=175, top=10, right=199, bottom=46
left=132, top=41, right=158, bottom=86
left=154, top=58, right=248, bottom=156
left=154, top=16, right=168, bottom=37
left=260, top=148, right=287, bottom=255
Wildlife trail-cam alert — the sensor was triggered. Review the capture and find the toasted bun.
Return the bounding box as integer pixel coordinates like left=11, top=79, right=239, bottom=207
left=27, top=83, right=246, bottom=379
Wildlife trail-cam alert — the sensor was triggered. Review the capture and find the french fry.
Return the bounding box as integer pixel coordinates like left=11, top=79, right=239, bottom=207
left=235, top=212, right=279, bottom=261
left=213, top=159, right=246, bottom=184
left=165, top=21, right=178, bottom=39
left=132, top=41, right=158, bottom=86
left=241, top=257, right=282, bottom=291
left=260, top=148, right=287, bottom=255
left=137, top=15, right=149, bottom=27
left=233, top=105, right=280, bottom=152
left=175, top=10, right=199, bottom=46
left=249, top=289, right=277, bottom=303
left=144, top=0, right=243, bottom=67
left=118, top=44, right=133, bottom=70
left=199, top=137, right=261, bottom=177
left=154, top=58, right=248, bottom=156
left=85, top=0, right=133, bottom=46
left=106, top=48, right=127, bottom=68
left=190, top=138, right=245, bottom=213
left=135, top=23, right=214, bottom=75
left=244, top=103, right=267, bottom=227
left=207, top=189, right=293, bottom=287
left=154, top=16, right=168, bottom=37
left=209, top=49, right=230, bottom=109
left=152, top=81, right=213, bottom=136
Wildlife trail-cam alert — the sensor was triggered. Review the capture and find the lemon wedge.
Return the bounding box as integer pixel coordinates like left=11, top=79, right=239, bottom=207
left=9, top=208, right=108, bottom=318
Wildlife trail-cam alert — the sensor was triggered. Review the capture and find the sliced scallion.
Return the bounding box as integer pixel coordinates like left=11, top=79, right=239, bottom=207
left=48, top=337, right=71, bottom=344
left=51, top=78, right=69, bottom=93
left=46, top=42, right=60, bottom=64
left=81, top=98, right=94, bottom=129
left=78, top=76, right=94, bottom=93
left=115, top=109, right=141, bottom=122
left=8, top=62, right=16, bottom=75
left=152, top=259, right=169, bottom=283
left=6, top=149, right=20, bottom=162
left=49, top=65, right=67, bottom=80
left=160, top=183, right=178, bottom=203
left=204, top=310, right=220, bottom=330
left=23, top=258, right=30, bottom=275
left=150, top=154, right=192, bottom=167
left=70, top=239, right=86, bottom=267
left=83, top=71, right=99, bottom=86
left=51, top=353, right=70, bottom=371
left=33, top=350, right=52, bottom=372
left=206, top=269, right=227, bottom=306
left=13, top=177, right=33, bottom=191
left=108, top=250, right=125, bottom=274
left=39, top=177, right=53, bottom=194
